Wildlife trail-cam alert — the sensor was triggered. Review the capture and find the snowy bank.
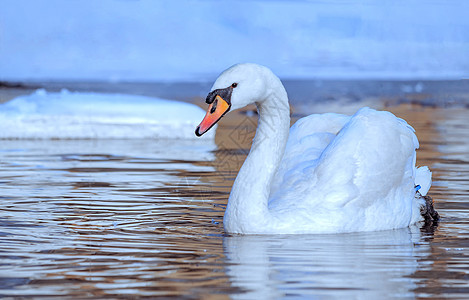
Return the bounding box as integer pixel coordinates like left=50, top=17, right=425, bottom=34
left=0, top=90, right=214, bottom=139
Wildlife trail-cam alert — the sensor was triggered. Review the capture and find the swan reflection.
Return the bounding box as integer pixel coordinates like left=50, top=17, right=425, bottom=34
left=224, top=227, right=427, bottom=299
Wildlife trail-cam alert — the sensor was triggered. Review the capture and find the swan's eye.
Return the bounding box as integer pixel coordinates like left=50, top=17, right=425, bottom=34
left=231, top=83, right=238, bottom=88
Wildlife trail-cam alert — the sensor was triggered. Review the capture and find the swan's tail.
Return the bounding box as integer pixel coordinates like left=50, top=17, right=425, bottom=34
left=415, top=166, right=431, bottom=196
left=414, top=166, right=439, bottom=226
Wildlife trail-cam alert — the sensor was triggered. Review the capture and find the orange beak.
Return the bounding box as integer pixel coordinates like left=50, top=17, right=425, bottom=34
left=195, top=95, right=231, bottom=136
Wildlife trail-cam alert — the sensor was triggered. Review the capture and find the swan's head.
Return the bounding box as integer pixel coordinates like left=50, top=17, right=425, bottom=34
left=195, top=63, right=277, bottom=137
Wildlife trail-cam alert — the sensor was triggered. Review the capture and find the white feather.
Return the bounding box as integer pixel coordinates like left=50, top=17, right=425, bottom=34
left=415, top=166, right=432, bottom=196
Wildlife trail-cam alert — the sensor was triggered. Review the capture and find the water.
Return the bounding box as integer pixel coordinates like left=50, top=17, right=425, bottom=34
left=1, top=82, right=469, bottom=298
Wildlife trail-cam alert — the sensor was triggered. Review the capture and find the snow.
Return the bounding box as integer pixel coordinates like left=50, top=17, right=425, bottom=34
left=0, top=89, right=215, bottom=140
left=0, top=0, right=468, bottom=81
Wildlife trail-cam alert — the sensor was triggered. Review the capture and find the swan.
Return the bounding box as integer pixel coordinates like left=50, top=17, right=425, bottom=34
left=195, top=63, right=438, bottom=234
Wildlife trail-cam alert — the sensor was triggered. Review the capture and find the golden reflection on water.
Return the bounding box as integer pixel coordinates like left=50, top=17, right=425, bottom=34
left=0, top=101, right=468, bottom=298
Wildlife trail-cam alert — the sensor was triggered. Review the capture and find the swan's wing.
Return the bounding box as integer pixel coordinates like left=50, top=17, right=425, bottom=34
left=270, top=108, right=422, bottom=219
left=269, top=112, right=350, bottom=199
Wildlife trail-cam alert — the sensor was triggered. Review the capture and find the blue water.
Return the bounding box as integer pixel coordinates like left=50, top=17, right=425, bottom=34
left=0, top=82, right=468, bottom=298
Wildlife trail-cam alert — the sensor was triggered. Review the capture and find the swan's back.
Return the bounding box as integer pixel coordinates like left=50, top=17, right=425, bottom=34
left=269, top=108, right=427, bottom=233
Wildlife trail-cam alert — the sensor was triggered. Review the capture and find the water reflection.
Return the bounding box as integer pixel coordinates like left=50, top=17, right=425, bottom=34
left=0, top=139, right=224, bottom=297
left=224, top=228, right=426, bottom=299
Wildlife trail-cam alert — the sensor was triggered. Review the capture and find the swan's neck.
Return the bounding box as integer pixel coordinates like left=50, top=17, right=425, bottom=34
left=224, top=88, right=290, bottom=233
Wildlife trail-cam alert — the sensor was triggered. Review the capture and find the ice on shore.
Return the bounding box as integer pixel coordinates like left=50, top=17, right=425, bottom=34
left=0, top=89, right=214, bottom=139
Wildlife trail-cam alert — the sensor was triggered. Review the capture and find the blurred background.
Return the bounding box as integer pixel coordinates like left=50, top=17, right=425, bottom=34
left=1, top=0, right=468, bottom=83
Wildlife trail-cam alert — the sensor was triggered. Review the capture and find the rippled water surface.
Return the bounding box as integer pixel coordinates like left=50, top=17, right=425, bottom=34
left=1, top=82, right=469, bottom=299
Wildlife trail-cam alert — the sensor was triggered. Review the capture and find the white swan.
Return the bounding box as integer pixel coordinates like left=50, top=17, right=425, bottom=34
left=196, top=63, right=436, bottom=234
